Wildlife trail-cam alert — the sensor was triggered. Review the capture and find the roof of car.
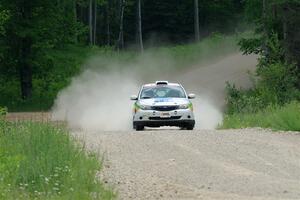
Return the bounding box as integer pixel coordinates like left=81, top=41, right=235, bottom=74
left=143, top=82, right=181, bottom=87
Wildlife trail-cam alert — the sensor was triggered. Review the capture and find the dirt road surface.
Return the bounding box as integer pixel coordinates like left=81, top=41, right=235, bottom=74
left=74, top=129, right=300, bottom=200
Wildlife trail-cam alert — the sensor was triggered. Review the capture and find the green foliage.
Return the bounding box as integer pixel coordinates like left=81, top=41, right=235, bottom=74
left=242, top=0, right=300, bottom=81
left=0, top=5, right=9, bottom=35
left=227, top=33, right=299, bottom=114
left=226, top=2, right=300, bottom=130
left=225, top=83, right=264, bottom=114
left=0, top=122, right=115, bottom=199
left=0, top=0, right=249, bottom=104
left=221, top=101, right=300, bottom=132
left=0, top=45, right=107, bottom=111
left=0, top=107, right=7, bottom=116
left=0, top=0, right=89, bottom=99
left=239, top=37, right=262, bottom=55
left=257, top=62, right=298, bottom=103
left=226, top=62, right=299, bottom=114
left=0, top=5, right=10, bottom=62
left=244, top=0, right=262, bottom=22
left=137, top=0, right=243, bottom=43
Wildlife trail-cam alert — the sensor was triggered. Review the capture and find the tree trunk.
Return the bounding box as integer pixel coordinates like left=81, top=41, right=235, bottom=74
left=282, top=6, right=288, bottom=41
left=89, top=0, right=93, bottom=45
left=281, top=4, right=290, bottom=63
left=262, top=0, right=268, bottom=55
left=117, top=0, right=125, bottom=50
left=93, top=0, right=97, bottom=45
left=194, top=0, right=200, bottom=42
left=20, top=37, right=33, bottom=100
left=137, top=0, right=143, bottom=52
left=106, top=0, right=111, bottom=46
left=263, top=0, right=267, bottom=21
left=73, top=0, right=78, bottom=43
left=19, top=1, right=33, bottom=99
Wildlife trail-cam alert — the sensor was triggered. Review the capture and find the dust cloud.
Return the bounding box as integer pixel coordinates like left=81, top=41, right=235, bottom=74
left=52, top=51, right=257, bottom=131
left=192, top=95, right=223, bottom=130
left=51, top=52, right=176, bottom=131
left=51, top=70, right=139, bottom=131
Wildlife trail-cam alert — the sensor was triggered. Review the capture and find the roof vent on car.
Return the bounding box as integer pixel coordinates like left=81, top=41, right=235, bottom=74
left=155, top=81, right=169, bottom=85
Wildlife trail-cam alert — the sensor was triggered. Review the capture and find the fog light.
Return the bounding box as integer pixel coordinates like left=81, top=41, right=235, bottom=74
left=187, top=115, right=191, bottom=119
left=139, top=117, right=143, bottom=120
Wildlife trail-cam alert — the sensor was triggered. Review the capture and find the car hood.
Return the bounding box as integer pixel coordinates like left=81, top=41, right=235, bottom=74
left=138, top=98, right=190, bottom=106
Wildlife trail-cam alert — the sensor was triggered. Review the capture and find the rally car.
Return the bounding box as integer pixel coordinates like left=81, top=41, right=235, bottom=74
left=130, top=81, right=195, bottom=131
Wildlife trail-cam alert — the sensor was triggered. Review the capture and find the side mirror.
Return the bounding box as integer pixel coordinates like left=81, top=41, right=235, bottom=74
left=188, top=93, right=196, bottom=99
left=130, top=95, right=138, bottom=100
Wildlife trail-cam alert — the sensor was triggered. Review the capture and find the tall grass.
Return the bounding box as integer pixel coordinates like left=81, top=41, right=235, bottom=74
left=0, top=121, right=115, bottom=200
left=220, top=101, right=300, bottom=131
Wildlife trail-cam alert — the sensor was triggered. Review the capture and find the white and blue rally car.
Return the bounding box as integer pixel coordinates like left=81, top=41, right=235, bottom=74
left=130, top=81, right=196, bottom=131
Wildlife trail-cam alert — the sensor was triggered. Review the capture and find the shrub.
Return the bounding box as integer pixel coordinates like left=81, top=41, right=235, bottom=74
left=256, top=62, right=299, bottom=105
left=0, top=106, right=7, bottom=116
left=225, top=83, right=265, bottom=114
left=226, top=33, right=300, bottom=114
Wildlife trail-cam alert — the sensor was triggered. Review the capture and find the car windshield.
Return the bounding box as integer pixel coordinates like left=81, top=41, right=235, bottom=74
left=140, top=85, right=186, bottom=99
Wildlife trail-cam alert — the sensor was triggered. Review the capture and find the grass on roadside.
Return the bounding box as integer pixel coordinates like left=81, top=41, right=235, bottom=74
left=0, top=120, right=115, bottom=200
left=220, top=101, right=300, bottom=131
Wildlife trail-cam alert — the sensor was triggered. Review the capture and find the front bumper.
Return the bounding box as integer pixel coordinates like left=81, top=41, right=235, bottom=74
left=133, top=109, right=195, bottom=127
left=133, top=119, right=195, bottom=128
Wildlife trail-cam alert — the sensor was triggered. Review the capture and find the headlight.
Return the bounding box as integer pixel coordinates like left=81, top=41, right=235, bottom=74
left=179, top=104, right=189, bottom=109
left=136, top=102, right=152, bottom=110
left=179, top=103, right=193, bottom=110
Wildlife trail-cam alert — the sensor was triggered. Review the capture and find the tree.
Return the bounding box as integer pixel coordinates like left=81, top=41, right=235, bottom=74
left=0, top=0, right=82, bottom=99
left=194, top=0, right=200, bottom=41
left=136, top=0, right=143, bottom=52
left=73, top=0, right=78, bottom=43
left=0, top=5, right=10, bottom=62
left=16, top=1, right=33, bottom=99
left=89, top=0, right=93, bottom=45
left=262, top=0, right=268, bottom=54
left=93, top=0, right=97, bottom=45
left=106, top=0, right=111, bottom=45
left=0, top=6, right=9, bottom=35
left=117, top=0, right=125, bottom=49
left=241, top=0, right=300, bottom=89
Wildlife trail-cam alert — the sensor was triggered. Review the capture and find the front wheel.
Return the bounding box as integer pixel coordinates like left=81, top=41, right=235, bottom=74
left=133, top=122, right=144, bottom=131
left=186, top=124, right=194, bottom=130
left=135, top=125, right=144, bottom=131
left=181, top=123, right=194, bottom=130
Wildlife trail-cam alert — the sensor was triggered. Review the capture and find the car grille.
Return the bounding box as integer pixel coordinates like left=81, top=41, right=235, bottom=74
left=149, top=116, right=181, bottom=120
left=151, top=106, right=179, bottom=111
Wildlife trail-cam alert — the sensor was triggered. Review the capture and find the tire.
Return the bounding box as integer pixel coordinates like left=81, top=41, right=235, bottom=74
left=135, top=125, right=144, bottom=131
left=185, top=123, right=194, bottom=130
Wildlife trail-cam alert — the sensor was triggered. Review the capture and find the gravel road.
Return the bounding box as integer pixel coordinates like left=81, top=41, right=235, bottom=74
left=74, top=129, right=300, bottom=200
